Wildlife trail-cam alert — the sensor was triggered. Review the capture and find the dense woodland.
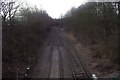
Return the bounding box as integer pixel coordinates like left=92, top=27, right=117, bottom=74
left=61, top=2, right=120, bottom=72
left=1, top=0, right=120, bottom=78
left=1, top=0, right=54, bottom=78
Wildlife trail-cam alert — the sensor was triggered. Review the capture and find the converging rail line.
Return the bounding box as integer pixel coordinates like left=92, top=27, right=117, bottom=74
left=32, top=26, right=98, bottom=79
left=59, top=35, right=92, bottom=79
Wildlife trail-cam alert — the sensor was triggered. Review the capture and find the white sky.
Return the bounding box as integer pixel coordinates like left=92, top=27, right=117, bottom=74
left=23, top=0, right=86, bottom=18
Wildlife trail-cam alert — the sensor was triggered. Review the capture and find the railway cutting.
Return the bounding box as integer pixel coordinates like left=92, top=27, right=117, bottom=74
left=32, top=26, right=96, bottom=79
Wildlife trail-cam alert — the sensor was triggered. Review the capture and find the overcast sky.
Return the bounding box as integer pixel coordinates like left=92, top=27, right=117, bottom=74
left=23, top=0, right=86, bottom=18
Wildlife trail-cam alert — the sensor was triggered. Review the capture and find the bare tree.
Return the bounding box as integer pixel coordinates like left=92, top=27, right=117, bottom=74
left=0, top=0, right=21, bottom=26
left=116, top=2, right=120, bottom=63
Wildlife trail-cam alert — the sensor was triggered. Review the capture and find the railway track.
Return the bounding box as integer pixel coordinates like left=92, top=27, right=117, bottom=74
left=59, top=39, right=91, bottom=79
left=32, top=27, right=97, bottom=79
left=66, top=35, right=91, bottom=78
left=56, top=28, right=93, bottom=79
left=49, top=27, right=64, bottom=78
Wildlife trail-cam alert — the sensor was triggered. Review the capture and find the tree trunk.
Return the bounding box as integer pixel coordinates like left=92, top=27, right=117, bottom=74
left=117, top=2, right=120, bottom=64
